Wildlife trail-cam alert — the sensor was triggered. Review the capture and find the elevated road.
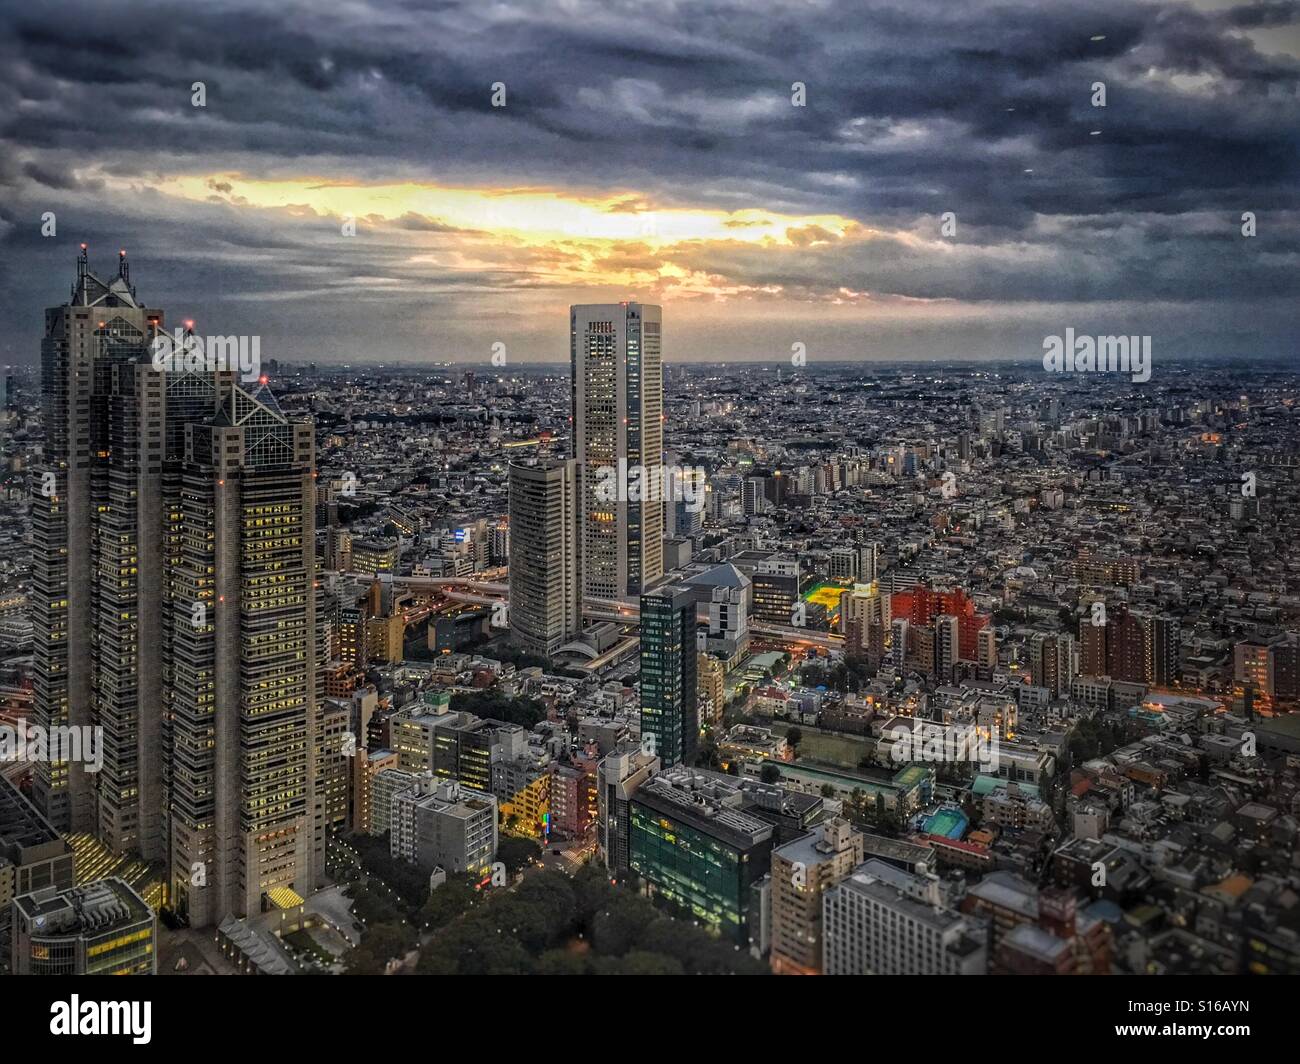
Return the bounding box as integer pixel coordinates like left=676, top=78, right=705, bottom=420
left=379, top=575, right=844, bottom=650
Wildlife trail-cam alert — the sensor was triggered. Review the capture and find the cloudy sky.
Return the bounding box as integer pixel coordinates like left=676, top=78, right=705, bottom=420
left=0, top=0, right=1296, bottom=365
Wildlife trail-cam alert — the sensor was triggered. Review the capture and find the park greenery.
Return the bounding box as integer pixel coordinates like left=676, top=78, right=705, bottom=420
left=416, top=864, right=768, bottom=975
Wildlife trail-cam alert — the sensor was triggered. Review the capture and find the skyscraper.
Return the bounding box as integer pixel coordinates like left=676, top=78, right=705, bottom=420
left=570, top=302, right=663, bottom=600
left=164, top=377, right=319, bottom=926
left=639, top=584, right=697, bottom=768
left=507, top=459, right=581, bottom=657
left=33, top=249, right=318, bottom=927
left=30, top=247, right=195, bottom=852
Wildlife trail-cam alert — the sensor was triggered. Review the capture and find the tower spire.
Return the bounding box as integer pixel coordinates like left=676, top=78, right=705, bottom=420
left=74, top=242, right=88, bottom=304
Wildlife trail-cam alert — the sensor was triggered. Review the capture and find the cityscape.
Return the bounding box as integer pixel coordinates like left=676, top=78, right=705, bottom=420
left=0, top=0, right=1297, bottom=1000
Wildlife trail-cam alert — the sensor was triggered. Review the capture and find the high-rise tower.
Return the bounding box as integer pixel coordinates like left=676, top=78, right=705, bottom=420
left=34, top=248, right=320, bottom=925
left=570, top=303, right=663, bottom=600
left=507, top=459, right=581, bottom=657
left=31, top=246, right=174, bottom=844
left=638, top=584, right=697, bottom=768
left=165, top=377, right=319, bottom=926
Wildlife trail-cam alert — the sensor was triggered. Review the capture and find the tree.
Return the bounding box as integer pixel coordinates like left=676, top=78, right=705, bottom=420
left=619, top=951, right=686, bottom=975
left=534, top=949, right=590, bottom=975
left=591, top=892, right=660, bottom=956
left=414, top=944, right=459, bottom=975
left=450, top=689, right=548, bottom=729
left=417, top=875, right=478, bottom=932
left=516, top=872, right=577, bottom=915
left=348, top=921, right=415, bottom=974
left=497, top=835, right=542, bottom=876
left=785, top=727, right=803, bottom=754
left=415, top=866, right=771, bottom=976
left=424, top=919, right=532, bottom=975
left=343, top=947, right=382, bottom=975
left=801, top=664, right=829, bottom=688
left=760, top=762, right=782, bottom=783
left=693, top=734, right=722, bottom=770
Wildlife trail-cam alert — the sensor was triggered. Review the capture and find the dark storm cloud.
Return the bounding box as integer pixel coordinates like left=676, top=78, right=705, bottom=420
left=0, top=0, right=1296, bottom=363
left=1220, top=0, right=1300, bottom=30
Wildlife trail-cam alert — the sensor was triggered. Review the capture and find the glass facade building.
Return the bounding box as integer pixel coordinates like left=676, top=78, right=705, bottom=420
left=639, top=585, right=698, bottom=768
left=629, top=773, right=773, bottom=944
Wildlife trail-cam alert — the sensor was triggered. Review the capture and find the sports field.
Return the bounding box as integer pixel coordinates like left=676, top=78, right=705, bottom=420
left=923, top=807, right=968, bottom=840
left=803, top=580, right=852, bottom=610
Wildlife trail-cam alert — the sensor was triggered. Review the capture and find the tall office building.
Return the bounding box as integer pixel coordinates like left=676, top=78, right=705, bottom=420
left=1079, top=609, right=1108, bottom=677
left=890, top=618, right=910, bottom=668
left=390, top=775, right=497, bottom=876
left=570, top=303, right=663, bottom=599
left=507, top=459, right=581, bottom=657
left=751, top=556, right=802, bottom=625
left=31, top=248, right=219, bottom=860
left=32, top=248, right=161, bottom=836
left=1108, top=608, right=1148, bottom=684
left=697, top=652, right=726, bottom=727
left=858, top=542, right=879, bottom=583
left=639, top=585, right=698, bottom=768
left=829, top=546, right=859, bottom=581
left=1235, top=635, right=1299, bottom=706
left=890, top=585, right=989, bottom=661
left=978, top=626, right=998, bottom=670
left=665, top=470, right=705, bottom=538
left=164, top=376, right=319, bottom=926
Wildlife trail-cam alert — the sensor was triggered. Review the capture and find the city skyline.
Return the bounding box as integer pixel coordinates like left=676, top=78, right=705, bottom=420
left=2, top=253, right=1298, bottom=983
left=1, top=0, right=1299, bottom=1000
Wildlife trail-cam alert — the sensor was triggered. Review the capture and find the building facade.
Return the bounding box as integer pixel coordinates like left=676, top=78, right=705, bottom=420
left=639, top=585, right=698, bottom=768
left=11, top=877, right=156, bottom=975
left=628, top=768, right=774, bottom=944
left=508, top=459, right=581, bottom=657
left=164, top=377, right=320, bottom=926
left=570, top=303, right=663, bottom=600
